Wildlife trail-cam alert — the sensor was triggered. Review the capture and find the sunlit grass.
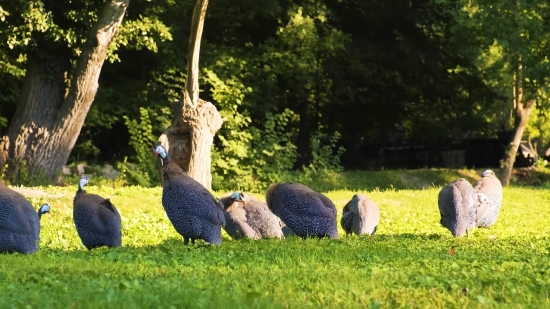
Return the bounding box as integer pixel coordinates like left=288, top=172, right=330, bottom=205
left=1, top=172, right=549, bottom=308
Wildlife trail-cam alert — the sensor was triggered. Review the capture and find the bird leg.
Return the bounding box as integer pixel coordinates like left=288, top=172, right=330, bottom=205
left=184, top=237, right=189, bottom=245
left=192, top=239, right=196, bottom=245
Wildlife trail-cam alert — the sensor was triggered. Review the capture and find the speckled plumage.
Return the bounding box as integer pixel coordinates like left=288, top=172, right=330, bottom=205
left=219, top=192, right=284, bottom=240
left=155, top=145, right=225, bottom=245
left=341, top=193, right=380, bottom=236
left=438, top=178, right=484, bottom=237
left=266, top=182, right=339, bottom=239
left=73, top=180, right=122, bottom=250
left=0, top=181, right=49, bottom=254
left=473, top=170, right=503, bottom=228
left=280, top=220, right=296, bottom=237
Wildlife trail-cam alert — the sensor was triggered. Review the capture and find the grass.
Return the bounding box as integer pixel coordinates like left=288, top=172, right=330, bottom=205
left=1, top=168, right=549, bottom=308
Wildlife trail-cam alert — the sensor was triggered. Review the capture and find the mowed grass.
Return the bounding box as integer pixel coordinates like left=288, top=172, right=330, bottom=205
left=1, top=173, right=550, bottom=308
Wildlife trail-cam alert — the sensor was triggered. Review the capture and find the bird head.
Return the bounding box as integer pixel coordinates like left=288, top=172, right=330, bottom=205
left=482, top=170, right=495, bottom=178
left=225, top=191, right=245, bottom=212
left=476, top=192, right=489, bottom=206
left=230, top=191, right=245, bottom=204
left=37, top=203, right=50, bottom=219
left=151, top=142, right=167, bottom=159
left=79, top=175, right=89, bottom=190
left=38, top=203, right=50, bottom=215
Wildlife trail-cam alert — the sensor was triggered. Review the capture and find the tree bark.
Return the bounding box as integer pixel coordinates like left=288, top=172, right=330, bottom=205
left=157, top=0, right=223, bottom=190
left=158, top=98, right=222, bottom=189
left=184, top=0, right=209, bottom=109
left=0, top=0, right=130, bottom=184
left=500, top=60, right=535, bottom=186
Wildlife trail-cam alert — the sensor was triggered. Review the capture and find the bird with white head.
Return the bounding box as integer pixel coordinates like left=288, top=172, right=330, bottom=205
left=474, top=169, right=503, bottom=228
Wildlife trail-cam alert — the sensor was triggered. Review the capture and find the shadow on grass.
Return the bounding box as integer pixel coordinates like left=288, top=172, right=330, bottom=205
left=293, top=167, right=550, bottom=192
left=298, top=169, right=483, bottom=192
left=19, top=231, right=544, bottom=267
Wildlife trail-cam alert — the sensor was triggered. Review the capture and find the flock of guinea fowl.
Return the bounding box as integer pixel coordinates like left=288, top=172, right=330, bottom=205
left=0, top=142, right=503, bottom=254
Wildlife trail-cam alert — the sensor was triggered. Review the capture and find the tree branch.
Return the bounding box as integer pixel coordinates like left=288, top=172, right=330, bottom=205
left=184, top=0, right=209, bottom=110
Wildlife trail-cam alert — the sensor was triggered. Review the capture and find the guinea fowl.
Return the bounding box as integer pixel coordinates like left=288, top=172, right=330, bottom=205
left=266, top=182, right=339, bottom=239
left=219, top=191, right=284, bottom=240
left=473, top=170, right=503, bottom=228
left=341, top=193, right=380, bottom=236
left=0, top=180, right=50, bottom=254
left=73, top=176, right=122, bottom=250
left=152, top=142, right=226, bottom=245
left=438, top=178, right=489, bottom=237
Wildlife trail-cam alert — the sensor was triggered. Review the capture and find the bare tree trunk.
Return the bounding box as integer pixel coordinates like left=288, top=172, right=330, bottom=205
left=0, top=54, right=68, bottom=183
left=184, top=0, right=209, bottom=109
left=0, top=0, right=130, bottom=184
left=500, top=60, right=535, bottom=186
left=158, top=0, right=223, bottom=190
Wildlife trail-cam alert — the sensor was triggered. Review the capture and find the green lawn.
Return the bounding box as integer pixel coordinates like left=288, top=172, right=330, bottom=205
left=1, top=170, right=549, bottom=308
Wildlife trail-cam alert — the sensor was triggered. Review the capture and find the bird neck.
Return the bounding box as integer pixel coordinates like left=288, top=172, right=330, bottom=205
left=77, top=186, right=86, bottom=194
left=37, top=207, right=48, bottom=220
left=234, top=198, right=246, bottom=206
left=163, top=160, right=185, bottom=177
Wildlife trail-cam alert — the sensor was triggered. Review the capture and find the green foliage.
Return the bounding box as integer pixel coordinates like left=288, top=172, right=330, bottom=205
left=204, top=4, right=347, bottom=192
left=6, top=0, right=550, bottom=185
left=211, top=107, right=299, bottom=192
left=205, top=58, right=345, bottom=191
left=108, top=15, right=173, bottom=63
left=535, top=157, right=547, bottom=168
left=525, top=105, right=550, bottom=154
left=122, top=107, right=171, bottom=187
left=15, top=160, right=51, bottom=187
left=448, top=0, right=550, bottom=127
left=246, top=109, right=299, bottom=186
left=308, top=132, right=345, bottom=172
left=1, top=178, right=550, bottom=308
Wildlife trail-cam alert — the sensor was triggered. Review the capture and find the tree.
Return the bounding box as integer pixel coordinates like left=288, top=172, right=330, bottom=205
left=450, top=0, right=550, bottom=186
left=0, top=0, right=130, bottom=183
left=157, top=0, right=222, bottom=190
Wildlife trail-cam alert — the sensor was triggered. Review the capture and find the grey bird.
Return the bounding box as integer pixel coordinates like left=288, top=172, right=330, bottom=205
left=152, top=143, right=226, bottom=245
left=0, top=180, right=50, bottom=254
left=438, top=178, right=489, bottom=237
left=73, top=176, right=122, bottom=250
left=266, top=182, right=339, bottom=239
left=219, top=191, right=284, bottom=240
left=473, top=170, right=503, bottom=228
left=341, top=193, right=380, bottom=236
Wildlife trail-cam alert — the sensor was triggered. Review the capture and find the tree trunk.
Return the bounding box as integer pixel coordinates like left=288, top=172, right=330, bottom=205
left=0, top=0, right=130, bottom=184
left=157, top=0, right=223, bottom=190
left=0, top=54, right=68, bottom=183
left=500, top=60, right=535, bottom=186
left=184, top=0, right=209, bottom=109
left=159, top=98, right=222, bottom=189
